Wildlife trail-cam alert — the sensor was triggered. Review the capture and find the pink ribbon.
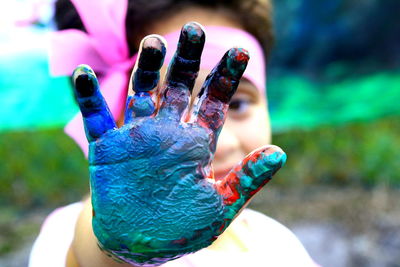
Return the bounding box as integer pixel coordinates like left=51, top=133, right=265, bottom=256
left=49, top=0, right=135, bottom=156
left=49, top=0, right=266, bottom=156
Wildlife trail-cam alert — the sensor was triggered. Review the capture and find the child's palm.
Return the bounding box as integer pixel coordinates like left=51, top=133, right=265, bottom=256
left=91, top=116, right=224, bottom=260
left=73, top=23, right=286, bottom=266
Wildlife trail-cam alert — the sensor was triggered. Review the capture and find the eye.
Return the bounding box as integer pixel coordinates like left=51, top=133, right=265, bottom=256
left=228, top=98, right=251, bottom=118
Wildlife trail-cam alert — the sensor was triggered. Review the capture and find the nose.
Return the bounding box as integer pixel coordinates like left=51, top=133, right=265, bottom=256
left=214, top=121, right=240, bottom=160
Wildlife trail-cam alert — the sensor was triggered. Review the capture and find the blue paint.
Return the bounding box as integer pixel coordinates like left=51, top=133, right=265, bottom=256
left=126, top=93, right=155, bottom=118
left=73, top=23, right=285, bottom=266
left=73, top=65, right=116, bottom=141
left=87, top=123, right=285, bottom=266
left=89, top=118, right=225, bottom=265
left=133, top=69, right=160, bottom=92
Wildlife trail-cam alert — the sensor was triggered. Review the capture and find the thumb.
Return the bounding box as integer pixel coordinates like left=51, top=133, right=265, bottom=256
left=214, top=145, right=286, bottom=227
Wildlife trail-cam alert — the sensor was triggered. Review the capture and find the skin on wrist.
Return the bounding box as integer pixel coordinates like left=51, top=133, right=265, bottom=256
left=69, top=198, right=138, bottom=267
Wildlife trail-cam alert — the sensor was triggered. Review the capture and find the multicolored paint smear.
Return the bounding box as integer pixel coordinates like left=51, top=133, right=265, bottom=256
left=72, top=23, right=286, bottom=266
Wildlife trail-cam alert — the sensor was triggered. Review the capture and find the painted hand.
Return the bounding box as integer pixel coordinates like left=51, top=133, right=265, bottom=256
left=72, top=22, right=286, bottom=266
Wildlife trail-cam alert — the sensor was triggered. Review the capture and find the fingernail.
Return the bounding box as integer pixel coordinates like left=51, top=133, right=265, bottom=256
left=266, top=151, right=287, bottom=169
left=139, top=36, right=166, bottom=71
left=245, top=149, right=286, bottom=179
left=73, top=65, right=98, bottom=97
left=177, top=22, right=205, bottom=60
left=225, top=48, right=249, bottom=79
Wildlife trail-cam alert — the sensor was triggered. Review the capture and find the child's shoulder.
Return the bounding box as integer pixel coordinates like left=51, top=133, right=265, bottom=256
left=29, top=202, right=83, bottom=267
left=237, top=208, right=312, bottom=254
left=165, top=209, right=317, bottom=267
left=221, top=208, right=313, bottom=254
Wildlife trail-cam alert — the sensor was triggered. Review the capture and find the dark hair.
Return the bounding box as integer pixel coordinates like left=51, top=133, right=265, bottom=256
left=54, top=0, right=274, bottom=59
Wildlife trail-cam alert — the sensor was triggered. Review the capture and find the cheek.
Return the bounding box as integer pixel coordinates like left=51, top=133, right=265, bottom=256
left=230, top=104, right=271, bottom=154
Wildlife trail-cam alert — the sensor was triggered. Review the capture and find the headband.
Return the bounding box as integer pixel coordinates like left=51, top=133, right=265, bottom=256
left=49, top=0, right=266, bottom=156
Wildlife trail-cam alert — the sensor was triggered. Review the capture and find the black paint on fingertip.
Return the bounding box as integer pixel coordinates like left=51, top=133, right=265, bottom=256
left=138, top=37, right=166, bottom=71
left=166, top=56, right=200, bottom=91
left=177, top=22, right=205, bottom=60
left=133, top=68, right=160, bottom=92
left=212, top=78, right=240, bottom=103
left=74, top=73, right=97, bottom=97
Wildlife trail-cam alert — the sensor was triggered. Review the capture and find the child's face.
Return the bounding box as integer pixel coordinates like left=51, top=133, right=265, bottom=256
left=129, top=6, right=272, bottom=179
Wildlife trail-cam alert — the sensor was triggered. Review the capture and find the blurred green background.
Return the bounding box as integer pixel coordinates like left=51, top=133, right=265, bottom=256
left=1, top=117, right=400, bottom=211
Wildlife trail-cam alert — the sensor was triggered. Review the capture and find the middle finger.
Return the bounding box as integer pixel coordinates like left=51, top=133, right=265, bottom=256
left=158, top=22, right=205, bottom=119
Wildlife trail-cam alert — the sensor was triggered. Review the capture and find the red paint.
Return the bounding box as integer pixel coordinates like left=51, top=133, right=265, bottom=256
left=215, top=172, right=240, bottom=205
left=235, top=49, right=249, bottom=62
left=171, top=238, right=188, bottom=245
left=214, top=148, right=274, bottom=206
left=207, top=168, right=215, bottom=180
left=247, top=150, right=263, bottom=163
left=128, top=98, right=135, bottom=109
left=197, top=119, right=210, bottom=130
left=217, top=219, right=229, bottom=233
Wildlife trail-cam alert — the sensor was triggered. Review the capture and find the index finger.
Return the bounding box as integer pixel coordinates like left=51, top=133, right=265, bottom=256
left=158, top=22, right=205, bottom=118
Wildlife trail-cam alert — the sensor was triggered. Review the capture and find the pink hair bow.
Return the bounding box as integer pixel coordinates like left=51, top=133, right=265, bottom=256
left=49, top=0, right=135, bottom=155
